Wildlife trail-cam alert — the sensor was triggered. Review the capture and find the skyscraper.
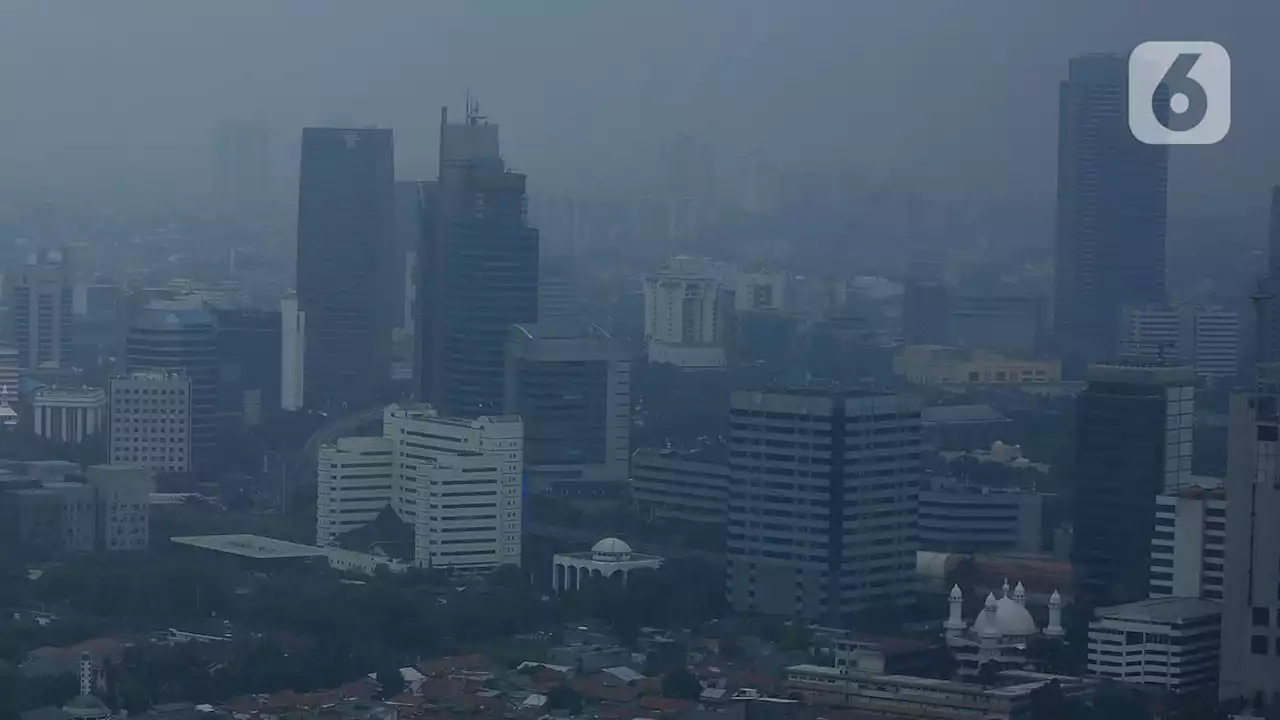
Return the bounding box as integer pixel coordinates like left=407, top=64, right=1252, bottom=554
left=504, top=322, right=630, bottom=493
left=125, top=300, right=217, bottom=473
left=725, top=387, right=922, bottom=621
left=1251, top=187, right=1280, bottom=373
left=1054, top=55, right=1169, bottom=373
left=11, top=249, right=73, bottom=369
left=1219, top=365, right=1280, bottom=702
left=1070, top=362, right=1195, bottom=608
left=417, top=105, right=539, bottom=417
left=296, top=127, right=395, bottom=411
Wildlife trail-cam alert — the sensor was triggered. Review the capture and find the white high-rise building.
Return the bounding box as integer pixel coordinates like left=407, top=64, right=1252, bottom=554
left=108, top=370, right=192, bottom=474
left=1150, top=482, right=1227, bottom=601
left=315, top=403, right=523, bottom=570
left=642, top=256, right=733, bottom=369
left=315, top=436, right=395, bottom=547
left=280, top=293, right=305, bottom=411
left=1120, top=303, right=1241, bottom=381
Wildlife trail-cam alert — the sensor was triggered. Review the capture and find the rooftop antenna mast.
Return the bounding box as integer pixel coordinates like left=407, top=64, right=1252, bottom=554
left=465, top=90, right=485, bottom=125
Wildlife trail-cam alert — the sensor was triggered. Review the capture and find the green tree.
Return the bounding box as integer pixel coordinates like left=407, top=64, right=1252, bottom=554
left=662, top=668, right=703, bottom=700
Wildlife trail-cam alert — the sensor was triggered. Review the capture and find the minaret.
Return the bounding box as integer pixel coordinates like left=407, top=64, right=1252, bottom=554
left=980, top=593, right=1000, bottom=638
left=1044, top=589, right=1065, bottom=638
left=1012, top=581, right=1027, bottom=606
left=78, top=651, right=93, bottom=697
left=945, top=584, right=966, bottom=637
left=1001, top=578, right=1010, bottom=598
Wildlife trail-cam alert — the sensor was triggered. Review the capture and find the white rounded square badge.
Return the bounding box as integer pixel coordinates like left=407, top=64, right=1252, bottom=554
left=1128, top=41, right=1231, bottom=145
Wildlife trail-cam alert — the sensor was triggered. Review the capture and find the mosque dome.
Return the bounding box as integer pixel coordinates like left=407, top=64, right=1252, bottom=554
left=992, top=596, right=1038, bottom=636
left=592, top=537, right=633, bottom=561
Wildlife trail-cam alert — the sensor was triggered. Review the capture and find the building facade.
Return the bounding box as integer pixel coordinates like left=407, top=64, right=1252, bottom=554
left=280, top=293, right=305, bottom=412
left=1219, top=366, right=1280, bottom=702
left=315, top=403, right=523, bottom=571
left=215, top=308, right=281, bottom=427
left=86, top=464, right=152, bottom=551
left=1054, top=55, right=1169, bottom=372
left=642, top=256, right=733, bottom=369
left=10, top=249, right=74, bottom=369
left=725, top=388, right=921, bottom=620
left=108, top=370, right=192, bottom=474
left=125, top=300, right=217, bottom=471
left=417, top=107, right=540, bottom=417
left=31, top=387, right=107, bottom=445
left=630, top=446, right=729, bottom=526
left=1071, top=363, right=1195, bottom=608
left=1150, top=484, right=1227, bottom=601
left=918, top=479, right=1042, bottom=555
left=504, top=323, right=629, bottom=493
left=1120, top=303, right=1241, bottom=381
left=315, top=436, right=396, bottom=548
left=296, top=127, right=395, bottom=412
left=894, top=346, right=1060, bottom=387
left=1088, top=597, right=1221, bottom=695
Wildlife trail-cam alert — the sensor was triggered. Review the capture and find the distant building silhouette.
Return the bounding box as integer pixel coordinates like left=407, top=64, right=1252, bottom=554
left=296, top=127, right=395, bottom=411
left=11, top=249, right=73, bottom=369
left=416, top=105, right=539, bottom=417
left=1054, top=55, right=1169, bottom=374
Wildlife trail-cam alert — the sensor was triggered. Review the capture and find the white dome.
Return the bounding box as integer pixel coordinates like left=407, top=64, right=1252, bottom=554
left=591, top=537, right=632, bottom=559
left=993, top=596, right=1038, bottom=636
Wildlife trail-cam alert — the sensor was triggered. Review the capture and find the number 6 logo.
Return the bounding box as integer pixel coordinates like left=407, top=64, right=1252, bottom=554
left=1129, top=41, right=1231, bottom=145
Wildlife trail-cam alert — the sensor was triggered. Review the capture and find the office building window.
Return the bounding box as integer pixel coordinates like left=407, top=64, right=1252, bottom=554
left=1251, top=635, right=1269, bottom=655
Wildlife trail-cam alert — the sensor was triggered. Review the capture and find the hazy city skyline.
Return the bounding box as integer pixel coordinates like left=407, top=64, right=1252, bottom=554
left=1, top=1, right=1278, bottom=213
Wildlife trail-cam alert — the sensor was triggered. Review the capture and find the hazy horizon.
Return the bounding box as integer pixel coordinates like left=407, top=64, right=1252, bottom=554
left=0, top=1, right=1275, bottom=214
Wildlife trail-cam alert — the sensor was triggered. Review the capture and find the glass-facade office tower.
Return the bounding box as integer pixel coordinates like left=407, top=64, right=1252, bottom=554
left=296, top=127, right=394, bottom=411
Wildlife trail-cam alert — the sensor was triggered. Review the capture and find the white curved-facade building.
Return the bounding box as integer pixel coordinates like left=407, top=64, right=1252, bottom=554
left=944, top=580, right=1064, bottom=677
left=552, top=537, right=663, bottom=592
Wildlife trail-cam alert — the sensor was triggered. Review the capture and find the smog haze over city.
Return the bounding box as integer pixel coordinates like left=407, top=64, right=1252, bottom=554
left=3, top=3, right=1280, bottom=719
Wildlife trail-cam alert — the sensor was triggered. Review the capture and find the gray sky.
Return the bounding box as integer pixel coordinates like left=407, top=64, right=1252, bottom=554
left=0, top=1, right=1273, bottom=211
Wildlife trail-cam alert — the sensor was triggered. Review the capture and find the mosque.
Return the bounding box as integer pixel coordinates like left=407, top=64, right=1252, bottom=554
left=943, top=579, right=1065, bottom=678
left=551, top=537, right=663, bottom=592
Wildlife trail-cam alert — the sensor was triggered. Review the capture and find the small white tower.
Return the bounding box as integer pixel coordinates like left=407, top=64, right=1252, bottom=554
left=980, top=593, right=1000, bottom=638
left=79, top=651, right=93, bottom=697
left=1044, top=589, right=1065, bottom=638
left=1001, top=578, right=1010, bottom=598
left=1012, top=581, right=1027, bottom=606
left=945, top=584, right=966, bottom=637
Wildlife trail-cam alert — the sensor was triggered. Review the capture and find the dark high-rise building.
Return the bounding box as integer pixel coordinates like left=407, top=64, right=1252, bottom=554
left=11, top=249, right=73, bottom=369
left=214, top=309, right=282, bottom=428
left=296, top=127, right=395, bottom=411
left=126, top=300, right=219, bottom=473
left=417, top=105, right=539, bottom=417
left=902, top=259, right=948, bottom=346
left=725, top=387, right=921, bottom=621
left=1054, top=55, right=1169, bottom=373
left=1252, top=187, right=1280, bottom=373
left=504, top=322, right=629, bottom=493
left=1070, top=362, right=1195, bottom=608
